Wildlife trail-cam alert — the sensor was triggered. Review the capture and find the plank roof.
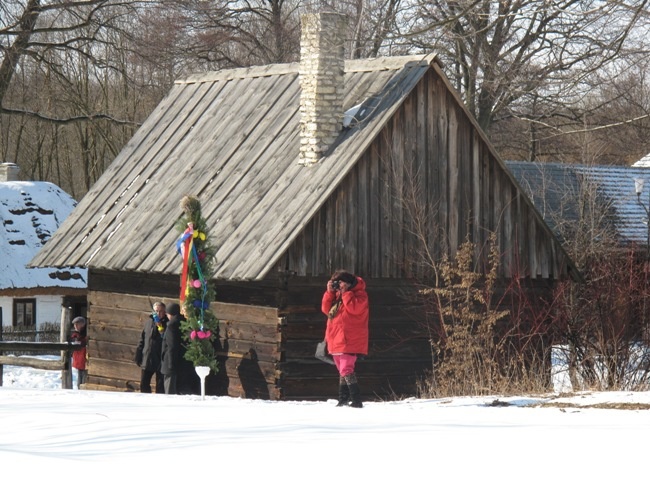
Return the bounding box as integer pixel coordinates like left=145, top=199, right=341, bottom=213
left=507, top=161, right=650, bottom=247
left=30, top=54, right=438, bottom=280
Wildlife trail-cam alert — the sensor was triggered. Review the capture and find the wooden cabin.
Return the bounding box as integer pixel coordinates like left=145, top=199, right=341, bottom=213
left=31, top=13, right=577, bottom=400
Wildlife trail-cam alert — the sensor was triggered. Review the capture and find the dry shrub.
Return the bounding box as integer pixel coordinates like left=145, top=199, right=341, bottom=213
left=416, top=233, right=554, bottom=398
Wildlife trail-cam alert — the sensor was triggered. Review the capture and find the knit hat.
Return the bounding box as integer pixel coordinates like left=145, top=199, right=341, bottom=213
left=167, top=303, right=181, bottom=316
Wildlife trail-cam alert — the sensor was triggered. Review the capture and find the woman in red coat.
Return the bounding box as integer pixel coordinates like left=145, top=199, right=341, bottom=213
left=321, top=270, right=369, bottom=408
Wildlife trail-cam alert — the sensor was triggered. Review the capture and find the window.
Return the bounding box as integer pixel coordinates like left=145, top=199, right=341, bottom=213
left=14, top=299, right=36, bottom=329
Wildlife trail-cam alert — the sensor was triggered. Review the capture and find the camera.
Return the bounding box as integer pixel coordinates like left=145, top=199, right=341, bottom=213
left=331, top=280, right=341, bottom=290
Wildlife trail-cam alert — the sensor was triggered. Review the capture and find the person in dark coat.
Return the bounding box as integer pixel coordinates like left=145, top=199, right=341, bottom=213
left=321, top=270, right=369, bottom=408
left=161, top=302, right=184, bottom=394
left=134, top=302, right=167, bottom=393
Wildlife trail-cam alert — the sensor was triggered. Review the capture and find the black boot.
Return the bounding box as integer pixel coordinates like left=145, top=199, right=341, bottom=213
left=337, top=377, right=350, bottom=407
left=344, top=373, right=363, bottom=408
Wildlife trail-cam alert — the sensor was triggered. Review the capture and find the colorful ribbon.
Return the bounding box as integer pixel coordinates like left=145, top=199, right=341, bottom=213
left=191, top=244, right=209, bottom=328
left=177, top=223, right=194, bottom=301
left=176, top=222, right=211, bottom=337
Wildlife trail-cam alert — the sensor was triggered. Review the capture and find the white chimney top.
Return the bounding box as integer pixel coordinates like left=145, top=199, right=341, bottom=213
left=0, top=162, right=20, bottom=182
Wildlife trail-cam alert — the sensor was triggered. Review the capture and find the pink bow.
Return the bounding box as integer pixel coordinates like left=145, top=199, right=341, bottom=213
left=190, top=330, right=212, bottom=340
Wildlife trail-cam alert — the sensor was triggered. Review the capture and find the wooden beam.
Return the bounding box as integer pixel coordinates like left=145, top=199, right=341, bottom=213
left=0, top=341, right=82, bottom=352
left=0, top=356, right=65, bottom=370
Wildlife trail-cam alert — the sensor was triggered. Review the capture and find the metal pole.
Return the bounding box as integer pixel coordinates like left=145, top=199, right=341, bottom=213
left=636, top=178, right=650, bottom=260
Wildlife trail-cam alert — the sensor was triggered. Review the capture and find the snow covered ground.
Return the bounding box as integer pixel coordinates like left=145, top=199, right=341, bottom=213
left=1, top=360, right=649, bottom=487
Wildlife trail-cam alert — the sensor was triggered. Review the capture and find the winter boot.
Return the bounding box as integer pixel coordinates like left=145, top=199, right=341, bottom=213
left=337, top=377, right=350, bottom=407
left=344, top=373, right=363, bottom=408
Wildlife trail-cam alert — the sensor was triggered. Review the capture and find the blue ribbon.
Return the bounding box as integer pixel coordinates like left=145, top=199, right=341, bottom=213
left=191, top=244, right=209, bottom=330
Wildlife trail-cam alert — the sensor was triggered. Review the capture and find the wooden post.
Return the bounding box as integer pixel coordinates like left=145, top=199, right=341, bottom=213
left=0, top=306, right=3, bottom=387
left=60, top=306, right=73, bottom=389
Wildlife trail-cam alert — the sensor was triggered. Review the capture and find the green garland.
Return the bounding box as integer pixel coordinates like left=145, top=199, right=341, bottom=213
left=176, top=196, right=219, bottom=372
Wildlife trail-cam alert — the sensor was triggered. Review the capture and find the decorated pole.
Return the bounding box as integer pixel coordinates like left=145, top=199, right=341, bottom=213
left=176, top=196, right=219, bottom=399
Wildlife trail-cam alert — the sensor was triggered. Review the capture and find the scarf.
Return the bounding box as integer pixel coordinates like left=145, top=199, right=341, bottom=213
left=328, top=297, right=343, bottom=319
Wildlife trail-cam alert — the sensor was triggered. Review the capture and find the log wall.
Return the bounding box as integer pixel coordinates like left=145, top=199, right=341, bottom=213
left=280, top=277, right=431, bottom=400
left=85, top=269, right=283, bottom=397
left=85, top=288, right=283, bottom=397
left=85, top=270, right=433, bottom=400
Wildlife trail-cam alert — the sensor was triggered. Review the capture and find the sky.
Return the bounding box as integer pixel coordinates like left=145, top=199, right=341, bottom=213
left=2, top=359, right=650, bottom=487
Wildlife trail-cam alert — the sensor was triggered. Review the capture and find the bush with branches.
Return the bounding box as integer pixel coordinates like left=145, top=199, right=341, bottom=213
left=416, top=233, right=558, bottom=397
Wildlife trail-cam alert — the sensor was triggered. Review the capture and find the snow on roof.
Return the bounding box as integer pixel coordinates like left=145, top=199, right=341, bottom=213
left=507, top=161, right=650, bottom=247
left=0, top=181, right=87, bottom=291
left=632, top=152, right=650, bottom=167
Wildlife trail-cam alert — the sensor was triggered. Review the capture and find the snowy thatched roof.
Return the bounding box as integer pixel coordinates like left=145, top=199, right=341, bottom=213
left=0, top=179, right=87, bottom=293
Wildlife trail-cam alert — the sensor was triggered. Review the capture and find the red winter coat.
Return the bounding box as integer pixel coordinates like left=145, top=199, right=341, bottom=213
left=321, top=277, right=369, bottom=355
left=70, top=329, right=88, bottom=370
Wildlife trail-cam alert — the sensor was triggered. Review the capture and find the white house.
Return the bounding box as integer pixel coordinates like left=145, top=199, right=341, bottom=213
left=0, top=163, right=87, bottom=331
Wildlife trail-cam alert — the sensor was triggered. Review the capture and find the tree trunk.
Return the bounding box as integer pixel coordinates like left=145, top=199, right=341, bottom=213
left=0, top=0, right=41, bottom=108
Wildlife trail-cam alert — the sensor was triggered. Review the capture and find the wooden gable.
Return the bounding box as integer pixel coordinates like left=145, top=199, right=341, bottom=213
left=285, top=64, right=577, bottom=280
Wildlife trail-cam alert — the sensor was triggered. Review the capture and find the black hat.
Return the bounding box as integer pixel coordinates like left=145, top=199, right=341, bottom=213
left=167, top=303, right=181, bottom=316
left=332, top=270, right=358, bottom=289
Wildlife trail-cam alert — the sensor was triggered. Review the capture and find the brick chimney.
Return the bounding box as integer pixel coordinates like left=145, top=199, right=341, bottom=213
left=299, top=12, right=347, bottom=166
left=0, top=162, right=20, bottom=182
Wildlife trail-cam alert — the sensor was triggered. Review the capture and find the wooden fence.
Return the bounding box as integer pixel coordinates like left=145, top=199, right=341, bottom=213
left=0, top=306, right=82, bottom=389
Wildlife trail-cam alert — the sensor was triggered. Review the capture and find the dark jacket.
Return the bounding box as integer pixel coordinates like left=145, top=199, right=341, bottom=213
left=135, top=315, right=166, bottom=372
left=321, top=276, right=369, bottom=355
left=160, top=314, right=183, bottom=375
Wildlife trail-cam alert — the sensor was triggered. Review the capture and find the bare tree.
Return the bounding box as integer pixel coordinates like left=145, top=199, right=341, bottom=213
left=0, top=0, right=146, bottom=122
left=407, top=0, right=650, bottom=133
left=321, top=0, right=407, bottom=58
left=0, top=1, right=167, bottom=194
left=489, top=52, right=650, bottom=166
left=159, top=0, right=303, bottom=69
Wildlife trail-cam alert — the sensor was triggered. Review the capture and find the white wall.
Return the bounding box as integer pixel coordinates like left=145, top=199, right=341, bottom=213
left=0, top=297, right=11, bottom=326
left=35, top=295, right=64, bottom=328
left=0, top=295, right=63, bottom=329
